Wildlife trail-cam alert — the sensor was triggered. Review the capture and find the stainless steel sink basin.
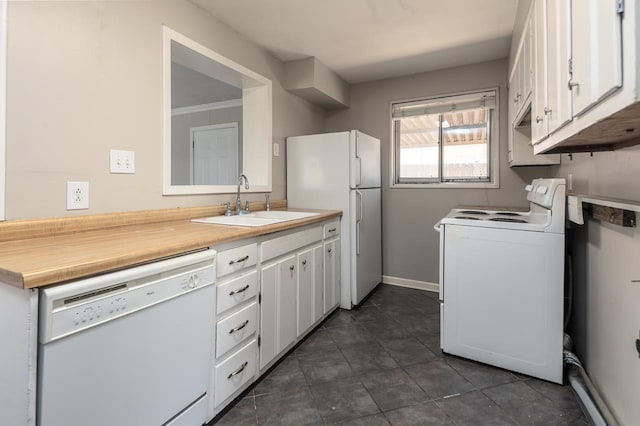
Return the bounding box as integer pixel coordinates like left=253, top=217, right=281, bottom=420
left=191, top=211, right=320, bottom=227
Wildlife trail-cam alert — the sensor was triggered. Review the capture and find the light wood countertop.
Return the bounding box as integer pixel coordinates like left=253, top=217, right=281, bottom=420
left=0, top=203, right=341, bottom=289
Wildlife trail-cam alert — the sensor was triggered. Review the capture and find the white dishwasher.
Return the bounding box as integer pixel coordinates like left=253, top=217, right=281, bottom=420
left=37, top=249, right=216, bottom=426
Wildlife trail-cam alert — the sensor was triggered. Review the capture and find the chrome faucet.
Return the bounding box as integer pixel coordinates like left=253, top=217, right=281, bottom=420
left=235, top=174, right=250, bottom=215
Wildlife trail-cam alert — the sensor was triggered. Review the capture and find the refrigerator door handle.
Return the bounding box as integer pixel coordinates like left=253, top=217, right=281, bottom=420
left=354, top=156, right=362, bottom=187
left=355, top=190, right=363, bottom=255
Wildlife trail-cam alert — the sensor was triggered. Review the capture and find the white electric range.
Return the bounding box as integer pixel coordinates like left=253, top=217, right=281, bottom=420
left=434, top=178, right=566, bottom=383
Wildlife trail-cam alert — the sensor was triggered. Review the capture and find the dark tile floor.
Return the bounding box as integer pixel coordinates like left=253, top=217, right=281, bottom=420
left=211, top=284, right=587, bottom=425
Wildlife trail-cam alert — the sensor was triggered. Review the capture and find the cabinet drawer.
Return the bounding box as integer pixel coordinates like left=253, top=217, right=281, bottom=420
left=261, top=226, right=322, bottom=262
left=217, top=243, right=257, bottom=278
left=214, top=339, right=257, bottom=408
left=323, top=220, right=340, bottom=238
left=217, top=270, right=258, bottom=315
left=216, top=302, right=257, bottom=358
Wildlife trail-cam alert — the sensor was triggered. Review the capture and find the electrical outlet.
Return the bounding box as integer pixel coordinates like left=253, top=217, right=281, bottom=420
left=273, top=143, right=280, bottom=157
left=110, top=149, right=135, bottom=174
left=67, top=181, right=89, bottom=210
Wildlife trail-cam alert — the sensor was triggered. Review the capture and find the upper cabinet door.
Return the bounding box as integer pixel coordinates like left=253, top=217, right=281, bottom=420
left=571, top=0, right=623, bottom=116
left=546, top=0, right=572, bottom=134
left=531, top=0, right=549, bottom=145
left=521, top=20, right=533, bottom=104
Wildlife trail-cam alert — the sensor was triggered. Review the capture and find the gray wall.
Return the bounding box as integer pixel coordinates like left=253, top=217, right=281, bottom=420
left=5, top=0, right=325, bottom=220
left=325, top=59, right=554, bottom=284
left=556, top=148, right=640, bottom=425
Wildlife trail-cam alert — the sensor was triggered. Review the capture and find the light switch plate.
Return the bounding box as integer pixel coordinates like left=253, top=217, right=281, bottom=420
left=110, top=149, right=135, bottom=174
left=67, top=181, right=89, bottom=210
left=273, top=143, right=280, bottom=157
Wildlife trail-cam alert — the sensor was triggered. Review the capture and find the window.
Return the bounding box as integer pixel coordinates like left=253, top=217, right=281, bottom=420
left=391, top=89, right=498, bottom=187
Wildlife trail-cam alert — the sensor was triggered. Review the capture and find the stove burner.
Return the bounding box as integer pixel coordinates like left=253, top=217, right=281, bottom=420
left=489, top=218, right=527, bottom=223
left=458, top=210, right=489, bottom=215
left=495, top=212, right=522, bottom=216
left=454, top=216, right=481, bottom=220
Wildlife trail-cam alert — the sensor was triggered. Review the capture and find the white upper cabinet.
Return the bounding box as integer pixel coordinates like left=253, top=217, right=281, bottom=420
left=532, top=0, right=572, bottom=144
left=546, top=0, right=572, bottom=135
left=531, top=0, right=549, bottom=144
left=528, top=0, right=633, bottom=154
left=508, top=3, right=560, bottom=166
left=570, top=0, right=623, bottom=116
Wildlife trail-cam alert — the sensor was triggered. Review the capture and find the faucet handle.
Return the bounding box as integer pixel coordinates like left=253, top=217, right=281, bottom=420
left=222, top=202, right=232, bottom=216
left=265, top=194, right=271, bottom=211
left=245, top=200, right=250, bottom=213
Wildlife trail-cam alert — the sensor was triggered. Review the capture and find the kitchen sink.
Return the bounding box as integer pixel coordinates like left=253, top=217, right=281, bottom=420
left=192, top=211, right=320, bottom=227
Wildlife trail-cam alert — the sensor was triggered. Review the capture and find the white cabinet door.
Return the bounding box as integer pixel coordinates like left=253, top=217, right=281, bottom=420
left=277, top=255, right=297, bottom=353
left=521, top=21, right=532, bottom=104
left=312, top=246, right=324, bottom=324
left=546, top=0, right=572, bottom=134
left=323, top=239, right=337, bottom=314
left=323, top=238, right=341, bottom=313
left=297, top=248, right=314, bottom=337
left=571, top=0, right=622, bottom=116
left=332, top=237, right=341, bottom=311
left=531, top=0, right=548, bottom=144
left=510, top=60, right=522, bottom=115
left=259, top=263, right=277, bottom=370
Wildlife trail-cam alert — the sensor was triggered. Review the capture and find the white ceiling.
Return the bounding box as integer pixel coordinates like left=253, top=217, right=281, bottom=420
left=191, top=0, right=519, bottom=84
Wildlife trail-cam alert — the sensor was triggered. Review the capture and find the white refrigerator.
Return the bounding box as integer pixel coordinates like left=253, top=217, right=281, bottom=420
left=286, top=130, right=382, bottom=309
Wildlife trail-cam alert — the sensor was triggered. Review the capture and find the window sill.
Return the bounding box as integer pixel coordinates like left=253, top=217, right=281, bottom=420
left=391, top=181, right=499, bottom=189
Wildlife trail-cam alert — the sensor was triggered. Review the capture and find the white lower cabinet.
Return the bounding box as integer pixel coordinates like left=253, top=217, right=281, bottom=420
left=259, top=254, right=299, bottom=369
left=323, top=237, right=340, bottom=314
left=258, top=223, right=341, bottom=373
left=276, top=255, right=298, bottom=353
left=208, top=241, right=259, bottom=420
left=312, top=245, right=324, bottom=324
left=213, top=339, right=258, bottom=408
left=259, top=261, right=277, bottom=370
left=216, top=302, right=258, bottom=359
left=297, top=245, right=322, bottom=337
left=211, top=219, right=342, bottom=418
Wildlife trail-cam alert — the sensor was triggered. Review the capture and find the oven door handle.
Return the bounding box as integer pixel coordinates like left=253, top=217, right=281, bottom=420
left=433, top=221, right=442, bottom=233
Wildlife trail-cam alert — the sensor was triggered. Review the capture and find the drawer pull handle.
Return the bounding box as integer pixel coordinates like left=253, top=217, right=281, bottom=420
left=229, top=285, right=250, bottom=296
left=227, top=361, right=248, bottom=379
left=302, top=260, right=307, bottom=266
left=229, top=255, right=249, bottom=265
left=229, top=320, right=249, bottom=334
left=289, top=265, right=295, bottom=271
left=328, top=227, right=337, bottom=233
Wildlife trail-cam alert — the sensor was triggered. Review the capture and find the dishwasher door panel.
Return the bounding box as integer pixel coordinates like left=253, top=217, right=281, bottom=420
left=37, top=285, right=214, bottom=426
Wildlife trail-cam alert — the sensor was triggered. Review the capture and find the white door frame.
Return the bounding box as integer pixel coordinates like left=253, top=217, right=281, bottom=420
left=189, top=122, right=239, bottom=185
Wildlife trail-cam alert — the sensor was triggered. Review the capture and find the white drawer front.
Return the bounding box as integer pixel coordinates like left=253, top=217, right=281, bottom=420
left=216, top=302, right=257, bottom=358
left=217, top=243, right=257, bottom=278
left=261, top=226, right=322, bottom=262
left=217, top=270, right=258, bottom=315
left=214, top=339, right=257, bottom=408
left=323, top=220, right=340, bottom=238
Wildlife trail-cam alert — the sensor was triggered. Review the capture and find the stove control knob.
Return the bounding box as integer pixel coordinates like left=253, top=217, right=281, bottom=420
left=525, top=184, right=533, bottom=192
left=536, top=186, right=548, bottom=194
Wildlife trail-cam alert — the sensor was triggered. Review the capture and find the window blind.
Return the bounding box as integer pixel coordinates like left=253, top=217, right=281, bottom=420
left=391, top=90, right=496, bottom=119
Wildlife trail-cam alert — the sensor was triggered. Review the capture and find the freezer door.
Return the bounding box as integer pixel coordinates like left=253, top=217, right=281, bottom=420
left=350, top=131, right=381, bottom=189
left=350, top=188, right=382, bottom=305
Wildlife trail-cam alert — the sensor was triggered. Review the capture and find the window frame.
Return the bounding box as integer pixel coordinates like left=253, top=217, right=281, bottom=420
left=389, top=88, right=500, bottom=189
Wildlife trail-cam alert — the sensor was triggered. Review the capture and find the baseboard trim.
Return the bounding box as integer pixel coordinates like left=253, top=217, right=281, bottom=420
left=382, top=275, right=439, bottom=293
